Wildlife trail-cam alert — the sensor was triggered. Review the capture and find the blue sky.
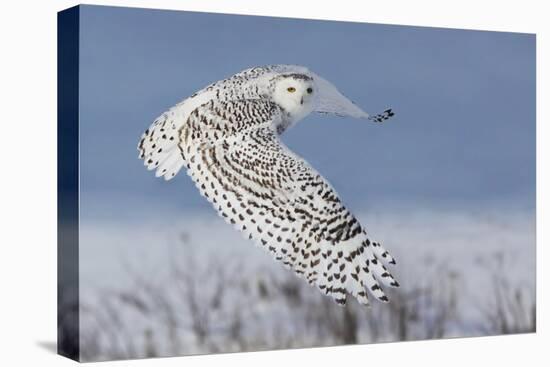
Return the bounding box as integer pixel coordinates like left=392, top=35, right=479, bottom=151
left=77, top=5, right=535, bottom=220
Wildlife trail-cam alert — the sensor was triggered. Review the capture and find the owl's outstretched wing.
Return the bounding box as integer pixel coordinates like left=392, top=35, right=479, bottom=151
left=181, top=99, right=399, bottom=306
left=137, top=65, right=395, bottom=181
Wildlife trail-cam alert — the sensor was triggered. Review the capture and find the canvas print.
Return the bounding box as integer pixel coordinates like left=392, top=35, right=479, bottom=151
left=57, top=5, right=536, bottom=362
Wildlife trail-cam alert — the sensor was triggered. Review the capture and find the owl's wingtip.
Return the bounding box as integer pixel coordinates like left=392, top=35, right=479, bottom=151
left=368, top=108, right=395, bottom=123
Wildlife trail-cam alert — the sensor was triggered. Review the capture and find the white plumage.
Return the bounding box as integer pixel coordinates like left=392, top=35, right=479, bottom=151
left=138, top=65, right=397, bottom=306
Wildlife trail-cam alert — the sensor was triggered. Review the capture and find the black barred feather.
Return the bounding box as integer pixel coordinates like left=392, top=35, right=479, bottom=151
left=180, top=99, right=397, bottom=306
left=368, top=108, right=395, bottom=123
left=137, top=65, right=398, bottom=306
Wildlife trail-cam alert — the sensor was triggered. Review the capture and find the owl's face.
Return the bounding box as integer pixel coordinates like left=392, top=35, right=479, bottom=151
left=272, top=74, right=317, bottom=123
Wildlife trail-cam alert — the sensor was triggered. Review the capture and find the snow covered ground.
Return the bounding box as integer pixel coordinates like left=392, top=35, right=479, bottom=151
left=77, top=205, right=535, bottom=361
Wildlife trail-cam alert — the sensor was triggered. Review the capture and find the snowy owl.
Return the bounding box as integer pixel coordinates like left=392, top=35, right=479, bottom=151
left=138, top=65, right=398, bottom=306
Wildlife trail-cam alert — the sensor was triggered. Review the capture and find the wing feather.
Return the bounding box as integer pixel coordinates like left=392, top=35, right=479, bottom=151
left=137, top=64, right=393, bottom=181
left=182, top=99, right=399, bottom=305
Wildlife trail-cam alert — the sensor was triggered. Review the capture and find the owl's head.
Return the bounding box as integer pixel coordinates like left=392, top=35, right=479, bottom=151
left=271, top=74, right=317, bottom=122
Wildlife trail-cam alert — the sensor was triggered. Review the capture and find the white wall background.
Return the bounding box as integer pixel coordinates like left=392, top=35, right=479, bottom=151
left=0, top=0, right=547, bottom=366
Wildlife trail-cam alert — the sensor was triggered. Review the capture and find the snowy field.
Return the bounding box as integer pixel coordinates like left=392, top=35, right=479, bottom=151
left=74, top=206, right=535, bottom=361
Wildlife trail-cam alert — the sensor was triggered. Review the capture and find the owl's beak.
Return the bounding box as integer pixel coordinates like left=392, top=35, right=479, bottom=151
left=300, top=97, right=304, bottom=105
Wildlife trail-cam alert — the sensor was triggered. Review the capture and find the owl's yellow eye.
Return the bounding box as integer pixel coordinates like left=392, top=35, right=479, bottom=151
left=287, top=87, right=296, bottom=93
